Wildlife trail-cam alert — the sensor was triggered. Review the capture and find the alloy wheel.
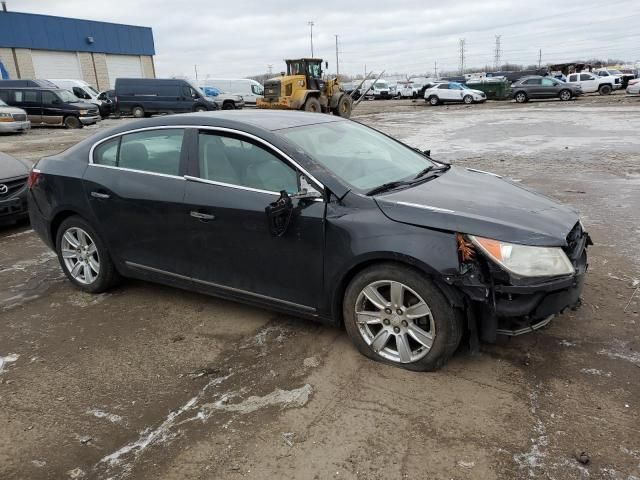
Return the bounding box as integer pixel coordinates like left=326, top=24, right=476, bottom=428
left=355, top=280, right=435, bottom=364
left=60, top=227, right=100, bottom=284
left=560, top=90, right=571, bottom=101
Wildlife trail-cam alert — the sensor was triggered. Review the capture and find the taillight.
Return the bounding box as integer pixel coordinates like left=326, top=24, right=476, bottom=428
left=27, top=169, right=41, bottom=189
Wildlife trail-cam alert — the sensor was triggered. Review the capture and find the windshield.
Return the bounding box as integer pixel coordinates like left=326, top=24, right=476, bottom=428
left=280, top=121, right=435, bottom=191
left=86, top=85, right=100, bottom=95
left=0, top=99, right=7, bottom=107
left=374, top=81, right=389, bottom=89
left=609, top=69, right=622, bottom=75
left=58, top=90, right=80, bottom=102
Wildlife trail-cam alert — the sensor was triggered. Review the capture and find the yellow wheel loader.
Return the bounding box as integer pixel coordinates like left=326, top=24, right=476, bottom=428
left=256, top=58, right=353, bottom=118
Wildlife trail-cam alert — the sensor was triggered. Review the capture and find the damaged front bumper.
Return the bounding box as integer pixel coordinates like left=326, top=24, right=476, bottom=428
left=444, top=224, right=591, bottom=341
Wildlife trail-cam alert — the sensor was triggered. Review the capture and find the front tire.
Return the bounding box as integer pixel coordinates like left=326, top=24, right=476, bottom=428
left=463, top=94, right=473, bottom=104
left=222, top=102, right=234, bottom=110
left=55, top=216, right=120, bottom=293
left=514, top=91, right=528, bottom=103
left=559, top=89, right=572, bottom=101
left=598, top=84, right=612, bottom=95
left=343, top=263, right=463, bottom=371
left=333, top=95, right=352, bottom=118
left=63, top=116, right=82, bottom=129
left=428, top=96, right=439, bottom=106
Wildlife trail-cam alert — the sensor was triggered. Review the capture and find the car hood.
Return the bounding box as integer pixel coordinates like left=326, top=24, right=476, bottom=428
left=0, top=106, right=27, bottom=115
left=465, top=88, right=485, bottom=95
left=374, top=166, right=579, bottom=246
left=0, top=152, right=30, bottom=179
left=71, top=101, right=98, bottom=109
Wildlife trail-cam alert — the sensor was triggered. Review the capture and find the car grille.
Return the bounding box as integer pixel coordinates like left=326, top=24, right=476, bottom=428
left=0, top=176, right=27, bottom=198
left=87, top=108, right=99, bottom=116
left=12, top=113, right=27, bottom=121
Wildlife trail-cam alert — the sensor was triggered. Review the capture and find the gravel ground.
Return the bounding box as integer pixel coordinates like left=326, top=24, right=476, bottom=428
left=1, top=92, right=639, bottom=480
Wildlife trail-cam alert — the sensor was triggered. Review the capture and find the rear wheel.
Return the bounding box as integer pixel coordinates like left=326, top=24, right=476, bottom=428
left=598, top=84, right=612, bottom=95
left=303, top=97, right=321, bottom=113
left=63, top=116, right=81, bottom=129
left=559, top=89, right=572, bottom=101
left=514, top=91, right=528, bottom=103
left=463, top=94, right=473, bottom=104
left=132, top=106, right=145, bottom=118
left=55, top=216, right=120, bottom=293
left=333, top=95, right=352, bottom=118
left=428, top=96, right=439, bottom=106
left=343, top=263, right=463, bottom=371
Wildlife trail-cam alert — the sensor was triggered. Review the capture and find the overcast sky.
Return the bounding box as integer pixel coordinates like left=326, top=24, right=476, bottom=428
left=10, top=0, right=640, bottom=78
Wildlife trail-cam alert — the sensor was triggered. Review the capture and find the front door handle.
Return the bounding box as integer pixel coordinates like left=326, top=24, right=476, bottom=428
left=190, top=211, right=215, bottom=221
left=91, top=191, right=110, bottom=199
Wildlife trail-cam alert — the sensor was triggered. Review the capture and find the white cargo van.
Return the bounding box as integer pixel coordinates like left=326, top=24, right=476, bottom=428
left=198, top=79, right=263, bottom=105
left=47, top=79, right=109, bottom=117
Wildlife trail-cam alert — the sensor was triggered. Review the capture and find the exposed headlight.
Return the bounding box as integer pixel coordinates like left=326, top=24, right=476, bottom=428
left=469, top=235, right=574, bottom=278
left=79, top=109, right=89, bottom=115
left=0, top=112, right=12, bottom=118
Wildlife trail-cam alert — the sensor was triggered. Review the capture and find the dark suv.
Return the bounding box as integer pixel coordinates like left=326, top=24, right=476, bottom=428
left=511, top=76, right=582, bottom=103
left=0, top=86, right=100, bottom=128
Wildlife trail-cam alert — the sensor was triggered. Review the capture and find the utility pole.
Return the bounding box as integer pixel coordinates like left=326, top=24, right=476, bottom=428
left=267, top=64, right=273, bottom=76
left=459, top=38, right=466, bottom=75
left=194, top=64, right=198, bottom=80
left=335, top=34, right=339, bottom=77
left=494, top=35, right=501, bottom=70
left=538, top=49, right=542, bottom=69
left=307, top=21, right=315, bottom=57
left=434, top=60, right=438, bottom=78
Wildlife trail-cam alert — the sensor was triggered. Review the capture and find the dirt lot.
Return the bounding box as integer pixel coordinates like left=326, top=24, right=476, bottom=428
left=1, top=93, right=639, bottom=480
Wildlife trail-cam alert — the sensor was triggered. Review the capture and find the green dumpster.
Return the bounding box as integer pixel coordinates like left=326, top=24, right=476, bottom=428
left=466, top=78, right=511, bottom=100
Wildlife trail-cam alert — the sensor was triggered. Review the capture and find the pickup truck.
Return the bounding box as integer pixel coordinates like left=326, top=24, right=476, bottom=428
left=565, top=71, right=619, bottom=95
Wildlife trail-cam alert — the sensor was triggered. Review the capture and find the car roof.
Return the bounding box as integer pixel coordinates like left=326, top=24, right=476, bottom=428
left=125, top=110, right=346, bottom=132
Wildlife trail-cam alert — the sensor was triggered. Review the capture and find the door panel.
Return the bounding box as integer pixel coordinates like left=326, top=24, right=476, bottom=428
left=184, top=181, right=324, bottom=309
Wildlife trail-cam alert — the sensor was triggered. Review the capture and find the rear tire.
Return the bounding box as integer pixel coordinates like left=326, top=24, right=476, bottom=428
left=132, top=106, right=145, bottom=118
left=343, top=263, right=464, bottom=371
left=303, top=97, right=321, bottom=113
left=55, top=216, right=121, bottom=294
left=333, top=95, right=352, bottom=118
left=514, top=91, right=528, bottom=103
left=598, top=84, right=612, bottom=95
left=63, top=116, right=82, bottom=129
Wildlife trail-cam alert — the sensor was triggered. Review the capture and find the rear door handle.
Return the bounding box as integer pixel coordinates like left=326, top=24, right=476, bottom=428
left=91, top=191, right=110, bottom=199
left=190, top=211, right=215, bottom=221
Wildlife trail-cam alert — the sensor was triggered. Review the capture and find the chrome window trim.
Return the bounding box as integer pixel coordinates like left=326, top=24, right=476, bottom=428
left=125, top=261, right=316, bottom=312
left=184, top=175, right=279, bottom=196
left=87, top=124, right=325, bottom=192
left=90, top=163, right=186, bottom=180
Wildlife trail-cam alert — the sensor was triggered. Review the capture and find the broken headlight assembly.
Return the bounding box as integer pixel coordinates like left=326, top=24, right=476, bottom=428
left=468, top=235, right=575, bottom=278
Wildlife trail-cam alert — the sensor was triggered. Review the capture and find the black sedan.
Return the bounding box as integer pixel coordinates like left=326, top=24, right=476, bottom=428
left=0, top=152, right=30, bottom=225
left=511, top=76, right=582, bottom=103
left=27, top=111, right=590, bottom=371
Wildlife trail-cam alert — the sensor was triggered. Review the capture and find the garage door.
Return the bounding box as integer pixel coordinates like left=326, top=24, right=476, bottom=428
left=106, top=55, right=143, bottom=87
left=32, top=50, right=81, bottom=79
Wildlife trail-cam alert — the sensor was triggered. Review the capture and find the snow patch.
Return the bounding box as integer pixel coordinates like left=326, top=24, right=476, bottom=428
left=87, top=408, right=123, bottom=424
left=513, top=385, right=548, bottom=477
left=204, top=384, right=313, bottom=414
left=598, top=340, right=640, bottom=366
left=0, top=353, right=19, bottom=373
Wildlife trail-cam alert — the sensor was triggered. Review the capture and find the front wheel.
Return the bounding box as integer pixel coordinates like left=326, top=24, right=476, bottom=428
left=598, top=84, right=612, bottom=95
left=63, top=116, right=82, bottom=129
left=428, top=96, right=439, bottom=106
left=463, top=95, right=473, bottom=104
left=56, top=216, right=121, bottom=293
left=343, top=263, right=463, bottom=371
left=333, top=95, right=352, bottom=118
left=559, top=89, right=572, bottom=101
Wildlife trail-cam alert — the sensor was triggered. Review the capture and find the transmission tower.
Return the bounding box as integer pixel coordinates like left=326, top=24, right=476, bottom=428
left=494, top=35, right=502, bottom=70
left=459, top=38, right=466, bottom=75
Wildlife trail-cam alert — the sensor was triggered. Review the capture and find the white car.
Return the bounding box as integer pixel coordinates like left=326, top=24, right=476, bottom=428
left=400, top=83, right=422, bottom=98
left=593, top=69, right=623, bottom=90
left=0, top=99, right=30, bottom=133
left=565, top=72, right=619, bottom=95
left=626, top=79, right=640, bottom=95
left=424, top=82, right=486, bottom=105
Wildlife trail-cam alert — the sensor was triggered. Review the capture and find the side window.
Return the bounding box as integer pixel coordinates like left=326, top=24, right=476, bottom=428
left=42, top=91, right=59, bottom=105
left=72, top=87, right=88, bottom=99
left=580, top=74, right=592, bottom=81
left=93, top=137, right=119, bottom=167
left=93, top=129, right=184, bottom=175
left=251, top=84, right=262, bottom=95
left=198, top=132, right=298, bottom=193
left=568, top=74, right=578, bottom=82
left=541, top=78, right=555, bottom=86
left=182, top=86, right=191, bottom=97
left=437, top=84, right=449, bottom=90
left=14, top=90, right=39, bottom=103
